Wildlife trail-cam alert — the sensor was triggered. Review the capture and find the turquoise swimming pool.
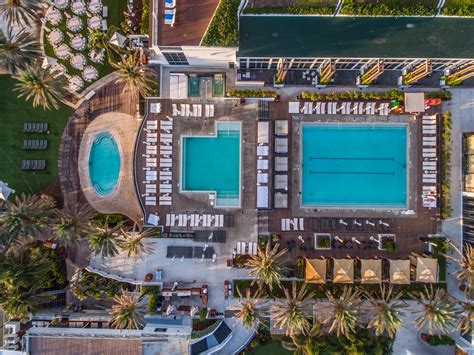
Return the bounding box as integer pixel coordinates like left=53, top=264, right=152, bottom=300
left=181, top=122, right=241, bottom=207
left=302, top=124, right=407, bottom=207
left=89, top=132, right=121, bottom=196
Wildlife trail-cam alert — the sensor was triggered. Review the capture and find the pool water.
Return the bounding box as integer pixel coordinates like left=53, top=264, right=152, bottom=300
left=182, top=122, right=241, bottom=207
left=302, top=124, right=407, bottom=207
left=89, top=132, right=120, bottom=196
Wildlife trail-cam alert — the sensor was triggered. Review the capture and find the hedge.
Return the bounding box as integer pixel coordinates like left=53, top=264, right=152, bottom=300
left=140, top=2, right=149, bottom=35
left=341, top=0, right=437, bottom=16
left=440, top=112, right=452, bottom=219
left=299, top=90, right=452, bottom=103
left=233, top=279, right=447, bottom=299
left=244, top=5, right=335, bottom=15
left=201, top=0, right=240, bottom=47
left=441, top=4, right=474, bottom=16
left=227, top=88, right=277, bottom=98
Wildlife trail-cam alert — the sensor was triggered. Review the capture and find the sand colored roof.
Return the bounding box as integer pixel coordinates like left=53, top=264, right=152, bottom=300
left=305, top=258, right=326, bottom=284
left=333, top=259, right=354, bottom=284
left=404, top=93, right=425, bottom=113
left=416, top=257, right=438, bottom=283
left=390, top=259, right=411, bottom=284
left=361, top=259, right=382, bottom=284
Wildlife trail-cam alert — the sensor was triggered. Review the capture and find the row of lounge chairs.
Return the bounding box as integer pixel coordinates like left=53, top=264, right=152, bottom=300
left=422, top=115, right=438, bottom=208
left=23, top=122, right=48, bottom=133
left=281, top=218, right=305, bottom=231
left=172, top=103, right=215, bottom=118
left=165, top=213, right=224, bottom=228
left=235, top=241, right=258, bottom=256
left=21, top=160, right=46, bottom=170
left=308, top=218, right=391, bottom=231
left=256, top=121, right=270, bottom=209
left=274, top=119, right=289, bottom=209
left=290, top=101, right=391, bottom=116
left=23, top=139, right=48, bottom=150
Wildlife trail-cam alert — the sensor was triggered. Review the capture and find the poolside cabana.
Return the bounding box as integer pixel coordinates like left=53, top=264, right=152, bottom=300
left=305, top=258, right=326, bottom=284
left=389, top=259, right=411, bottom=284
left=361, top=259, right=382, bottom=284
left=416, top=257, right=438, bottom=283
left=333, top=258, right=354, bottom=284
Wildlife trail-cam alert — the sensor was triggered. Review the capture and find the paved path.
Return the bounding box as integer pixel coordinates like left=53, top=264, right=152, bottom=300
left=442, top=88, right=474, bottom=301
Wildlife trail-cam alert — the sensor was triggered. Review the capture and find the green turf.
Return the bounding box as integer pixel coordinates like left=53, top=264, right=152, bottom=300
left=254, top=340, right=292, bottom=355
left=0, top=75, right=73, bottom=195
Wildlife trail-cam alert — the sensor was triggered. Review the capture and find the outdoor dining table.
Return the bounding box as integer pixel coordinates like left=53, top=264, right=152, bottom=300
left=54, top=0, right=68, bottom=9
left=47, top=8, right=62, bottom=25
left=67, top=16, right=82, bottom=32
left=72, top=1, right=86, bottom=15
left=88, top=15, right=101, bottom=30
left=71, top=53, right=86, bottom=70
left=48, top=29, right=63, bottom=45
left=71, top=35, right=86, bottom=50
left=69, top=76, right=83, bottom=92
left=55, top=44, right=70, bottom=59
left=88, top=0, right=102, bottom=14
left=83, top=66, right=99, bottom=81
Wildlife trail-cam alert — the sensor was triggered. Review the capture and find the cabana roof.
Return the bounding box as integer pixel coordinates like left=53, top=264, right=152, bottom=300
left=416, top=257, right=438, bottom=283
left=361, top=259, right=382, bottom=284
left=390, top=259, right=411, bottom=284
left=305, top=258, right=326, bottom=284
left=333, top=258, right=354, bottom=284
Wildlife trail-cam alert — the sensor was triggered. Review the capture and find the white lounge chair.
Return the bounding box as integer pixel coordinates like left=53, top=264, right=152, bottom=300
left=164, top=9, right=175, bottom=26
left=165, top=0, right=176, bottom=9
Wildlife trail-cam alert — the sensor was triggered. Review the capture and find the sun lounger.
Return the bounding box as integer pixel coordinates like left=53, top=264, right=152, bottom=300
left=257, top=159, right=269, bottom=170
left=21, top=160, right=46, bottom=170
left=423, top=141, right=436, bottom=147
left=23, top=122, right=48, bottom=133
left=164, top=8, right=175, bottom=25
left=327, top=102, right=333, bottom=115
left=23, top=139, right=48, bottom=150
left=237, top=242, right=242, bottom=255
left=217, top=215, right=224, bottom=227
left=172, top=104, right=179, bottom=116
left=253, top=242, right=258, bottom=255
left=275, top=157, right=288, bottom=172
left=150, top=103, right=161, bottom=113
left=160, top=145, right=172, bottom=152
left=341, top=102, right=348, bottom=115
left=102, top=19, right=107, bottom=31
left=241, top=242, right=247, bottom=255
left=257, top=145, right=269, bottom=156
left=257, top=173, right=268, bottom=184
left=320, top=102, right=326, bottom=115
left=358, top=102, right=365, bottom=115
left=314, top=102, right=321, bottom=115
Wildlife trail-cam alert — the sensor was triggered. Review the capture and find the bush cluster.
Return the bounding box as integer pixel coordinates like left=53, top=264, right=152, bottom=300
left=140, top=2, right=149, bottom=35
left=227, top=88, right=277, bottom=98
left=440, top=112, right=452, bottom=219
left=341, top=0, right=437, bottom=16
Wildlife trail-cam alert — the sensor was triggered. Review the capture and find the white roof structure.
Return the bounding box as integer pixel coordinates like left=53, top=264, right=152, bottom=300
left=404, top=92, right=425, bottom=113
left=109, top=31, right=127, bottom=48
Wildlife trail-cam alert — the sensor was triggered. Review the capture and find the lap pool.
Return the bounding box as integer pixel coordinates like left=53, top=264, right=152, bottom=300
left=181, top=122, right=241, bottom=207
left=301, top=124, right=407, bottom=207
left=88, top=132, right=121, bottom=196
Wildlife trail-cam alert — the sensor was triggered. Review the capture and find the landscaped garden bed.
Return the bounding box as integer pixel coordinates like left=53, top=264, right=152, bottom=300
left=341, top=0, right=438, bottom=16
left=201, top=0, right=240, bottom=47
left=227, top=88, right=277, bottom=98
left=440, top=112, right=452, bottom=219
left=191, top=319, right=219, bottom=339
left=243, top=0, right=336, bottom=15
left=314, top=233, right=331, bottom=250
left=441, top=0, right=474, bottom=16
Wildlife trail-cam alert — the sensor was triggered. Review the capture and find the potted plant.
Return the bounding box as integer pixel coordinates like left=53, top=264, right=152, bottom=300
left=379, top=234, right=397, bottom=252
left=273, top=74, right=285, bottom=88
left=315, top=234, right=331, bottom=250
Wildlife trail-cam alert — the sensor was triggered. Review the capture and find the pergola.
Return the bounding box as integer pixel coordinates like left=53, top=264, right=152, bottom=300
left=389, top=259, right=411, bottom=284
left=305, top=258, right=326, bottom=284
left=333, top=258, right=354, bottom=284
left=361, top=259, right=382, bottom=284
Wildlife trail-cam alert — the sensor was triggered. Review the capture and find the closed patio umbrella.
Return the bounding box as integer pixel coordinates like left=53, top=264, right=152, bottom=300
left=333, top=258, right=354, bottom=284
left=305, top=258, right=326, bottom=284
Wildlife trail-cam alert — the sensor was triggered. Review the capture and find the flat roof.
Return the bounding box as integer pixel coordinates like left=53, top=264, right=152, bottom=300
left=238, top=16, right=474, bottom=59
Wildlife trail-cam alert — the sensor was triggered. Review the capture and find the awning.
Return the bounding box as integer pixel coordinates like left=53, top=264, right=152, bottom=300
left=389, top=259, right=411, bottom=284
left=361, top=259, right=382, bottom=284
left=405, top=93, right=425, bottom=113
left=305, top=258, right=326, bottom=284
left=333, top=259, right=354, bottom=284
left=416, top=257, right=438, bottom=283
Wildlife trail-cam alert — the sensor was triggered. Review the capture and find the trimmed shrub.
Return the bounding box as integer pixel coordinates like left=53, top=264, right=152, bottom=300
left=227, top=88, right=276, bottom=98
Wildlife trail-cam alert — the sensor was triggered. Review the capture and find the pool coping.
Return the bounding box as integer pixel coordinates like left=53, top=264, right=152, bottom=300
left=179, top=120, right=242, bottom=208
left=299, top=122, right=410, bottom=210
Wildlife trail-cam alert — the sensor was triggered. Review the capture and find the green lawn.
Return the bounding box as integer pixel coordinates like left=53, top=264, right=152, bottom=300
left=0, top=75, right=73, bottom=195
left=254, top=340, right=292, bottom=355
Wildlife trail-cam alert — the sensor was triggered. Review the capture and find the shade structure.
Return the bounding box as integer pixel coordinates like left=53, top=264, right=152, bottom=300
left=333, top=258, right=354, bottom=284
left=361, top=259, right=382, bottom=284
left=305, top=258, right=326, bottom=284
left=416, top=257, right=438, bottom=283
left=390, top=259, right=411, bottom=284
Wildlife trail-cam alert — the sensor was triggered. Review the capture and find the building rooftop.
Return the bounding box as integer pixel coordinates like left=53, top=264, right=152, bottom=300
left=238, top=16, right=474, bottom=59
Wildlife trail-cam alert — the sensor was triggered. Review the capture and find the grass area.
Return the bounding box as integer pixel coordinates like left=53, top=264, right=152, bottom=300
left=253, top=340, right=292, bottom=355
left=341, top=0, right=437, bottom=16
left=201, top=0, right=240, bottom=47
left=0, top=75, right=73, bottom=196
left=43, top=0, right=127, bottom=91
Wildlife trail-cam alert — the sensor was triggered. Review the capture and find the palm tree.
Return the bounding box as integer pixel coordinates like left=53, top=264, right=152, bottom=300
left=245, top=243, right=288, bottom=291
left=456, top=301, right=474, bottom=335
left=110, top=290, right=145, bottom=330
left=228, top=288, right=265, bottom=331
left=0, top=193, right=55, bottom=247
left=119, top=228, right=156, bottom=261
left=14, top=65, right=68, bottom=110
left=324, top=286, right=362, bottom=338
left=88, top=26, right=121, bottom=62
left=366, top=285, right=407, bottom=338
left=411, top=285, right=459, bottom=335
left=112, top=51, right=154, bottom=97
left=0, top=28, right=40, bottom=75
left=281, top=322, right=331, bottom=355
left=271, top=282, right=314, bottom=336
left=53, top=204, right=95, bottom=248
left=0, top=0, right=43, bottom=28
left=89, top=223, right=123, bottom=258
left=443, top=242, right=474, bottom=291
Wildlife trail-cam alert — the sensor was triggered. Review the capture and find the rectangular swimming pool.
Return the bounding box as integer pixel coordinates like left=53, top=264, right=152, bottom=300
left=301, top=124, right=407, bottom=207
left=181, top=122, right=241, bottom=207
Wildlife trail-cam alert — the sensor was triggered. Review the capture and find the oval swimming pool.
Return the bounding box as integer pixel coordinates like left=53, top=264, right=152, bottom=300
left=88, top=132, right=121, bottom=196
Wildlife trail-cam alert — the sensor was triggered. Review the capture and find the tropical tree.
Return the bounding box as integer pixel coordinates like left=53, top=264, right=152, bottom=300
left=0, top=193, right=55, bottom=247
left=112, top=51, right=154, bottom=97
left=228, top=288, right=265, bottom=331
left=0, top=0, right=43, bottom=28
left=14, top=65, right=68, bottom=110
left=53, top=204, right=95, bottom=247
left=366, top=284, right=407, bottom=338
left=281, top=321, right=332, bottom=355
left=89, top=222, right=124, bottom=258
left=88, top=26, right=121, bottom=62
left=110, top=290, right=145, bottom=330
left=119, top=228, right=156, bottom=261
left=324, top=286, right=362, bottom=338
left=411, top=285, right=459, bottom=335
left=245, top=242, right=288, bottom=291
left=0, top=28, right=40, bottom=74
left=271, top=282, right=314, bottom=336
left=443, top=242, right=474, bottom=291
left=457, top=301, right=474, bottom=335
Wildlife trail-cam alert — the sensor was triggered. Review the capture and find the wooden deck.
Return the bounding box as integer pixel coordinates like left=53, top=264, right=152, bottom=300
left=259, top=100, right=439, bottom=259
left=154, top=0, right=220, bottom=46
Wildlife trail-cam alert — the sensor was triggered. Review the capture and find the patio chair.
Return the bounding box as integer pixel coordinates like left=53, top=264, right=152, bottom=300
left=102, top=5, right=108, bottom=17
left=165, top=0, right=176, bottom=8
left=164, top=9, right=176, bottom=26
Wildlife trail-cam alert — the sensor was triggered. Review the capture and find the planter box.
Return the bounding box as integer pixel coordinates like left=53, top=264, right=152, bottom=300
left=379, top=234, right=396, bottom=251
left=314, top=233, right=331, bottom=250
